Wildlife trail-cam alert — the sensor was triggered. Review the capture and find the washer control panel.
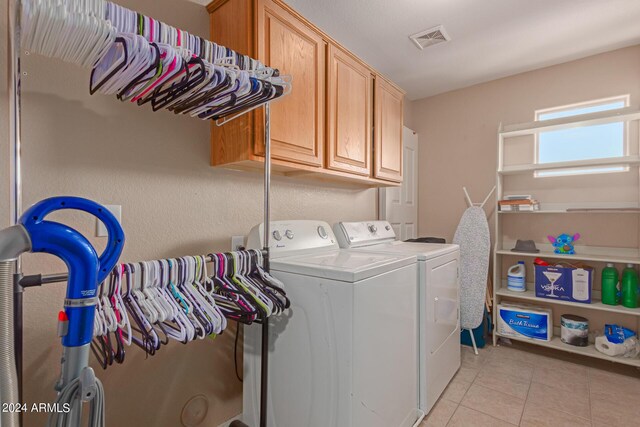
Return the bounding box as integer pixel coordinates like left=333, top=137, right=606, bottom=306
left=246, top=220, right=338, bottom=257
left=333, top=220, right=397, bottom=248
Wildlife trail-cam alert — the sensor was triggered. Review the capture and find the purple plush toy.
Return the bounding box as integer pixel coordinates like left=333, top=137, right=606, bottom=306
left=548, top=233, right=580, bottom=255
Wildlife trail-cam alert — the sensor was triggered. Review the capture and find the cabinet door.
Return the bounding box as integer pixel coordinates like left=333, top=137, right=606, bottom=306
left=326, top=44, right=372, bottom=176
left=257, top=0, right=325, bottom=167
left=209, top=0, right=256, bottom=166
left=374, top=76, right=404, bottom=182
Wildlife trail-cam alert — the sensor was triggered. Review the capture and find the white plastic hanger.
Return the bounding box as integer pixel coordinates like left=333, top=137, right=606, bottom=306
left=124, top=263, right=160, bottom=351
left=111, top=266, right=132, bottom=346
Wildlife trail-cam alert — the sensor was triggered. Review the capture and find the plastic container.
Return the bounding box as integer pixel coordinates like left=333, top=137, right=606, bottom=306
left=507, top=261, right=526, bottom=292
left=601, top=263, right=619, bottom=306
left=621, top=264, right=638, bottom=309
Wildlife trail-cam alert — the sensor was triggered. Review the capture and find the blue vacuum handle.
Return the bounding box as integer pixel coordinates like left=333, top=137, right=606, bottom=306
left=21, top=197, right=124, bottom=283
left=20, top=197, right=125, bottom=347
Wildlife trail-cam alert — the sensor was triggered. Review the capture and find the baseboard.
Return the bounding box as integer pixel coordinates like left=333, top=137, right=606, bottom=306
left=217, top=414, right=243, bottom=427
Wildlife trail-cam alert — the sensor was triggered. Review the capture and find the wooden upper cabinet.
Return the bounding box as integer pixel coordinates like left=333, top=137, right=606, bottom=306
left=326, top=44, right=372, bottom=176
left=256, top=0, right=325, bottom=167
left=374, top=76, right=404, bottom=182
left=209, top=0, right=324, bottom=169
left=208, top=0, right=404, bottom=186
left=209, top=0, right=256, bottom=166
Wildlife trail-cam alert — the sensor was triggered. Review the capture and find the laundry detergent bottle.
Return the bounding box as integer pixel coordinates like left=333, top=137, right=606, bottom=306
left=601, top=263, right=619, bottom=306
left=507, top=261, right=526, bottom=292
left=621, top=264, right=639, bottom=308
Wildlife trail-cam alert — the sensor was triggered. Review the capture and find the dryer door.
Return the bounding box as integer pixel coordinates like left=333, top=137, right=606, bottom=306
left=421, top=251, right=461, bottom=412
left=425, top=251, right=460, bottom=354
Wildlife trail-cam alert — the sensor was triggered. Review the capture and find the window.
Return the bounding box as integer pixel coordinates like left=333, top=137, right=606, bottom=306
left=535, top=96, right=629, bottom=177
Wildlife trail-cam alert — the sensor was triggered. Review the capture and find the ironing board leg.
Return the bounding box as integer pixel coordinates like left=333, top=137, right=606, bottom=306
left=468, top=329, right=478, bottom=355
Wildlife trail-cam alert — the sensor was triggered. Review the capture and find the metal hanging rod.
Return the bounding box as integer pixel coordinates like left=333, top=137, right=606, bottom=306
left=18, top=249, right=270, bottom=288
left=8, top=1, right=279, bottom=426
left=216, top=103, right=268, bottom=127
left=214, top=89, right=290, bottom=126
left=8, top=0, right=24, bottom=418
left=19, top=273, right=68, bottom=288
left=260, top=102, right=271, bottom=427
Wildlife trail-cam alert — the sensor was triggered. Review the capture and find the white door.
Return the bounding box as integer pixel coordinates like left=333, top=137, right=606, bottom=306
left=379, top=126, right=418, bottom=240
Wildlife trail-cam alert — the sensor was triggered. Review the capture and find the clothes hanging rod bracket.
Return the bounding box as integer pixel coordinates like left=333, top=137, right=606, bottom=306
left=214, top=93, right=287, bottom=127
left=18, top=273, right=68, bottom=288
left=215, top=103, right=265, bottom=127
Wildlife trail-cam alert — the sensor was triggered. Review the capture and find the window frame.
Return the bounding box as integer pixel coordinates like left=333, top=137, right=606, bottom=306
left=533, top=95, right=630, bottom=178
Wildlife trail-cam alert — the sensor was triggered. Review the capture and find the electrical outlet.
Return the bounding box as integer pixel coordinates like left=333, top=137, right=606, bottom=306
left=231, top=235, right=246, bottom=251
left=96, top=205, right=121, bottom=237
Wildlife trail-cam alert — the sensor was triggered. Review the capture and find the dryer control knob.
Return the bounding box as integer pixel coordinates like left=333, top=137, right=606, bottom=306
left=385, top=225, right=391, bottom=231
left=285, top=230, right=294, bottom=240
left=368, top=224, right=378, bottom=233
left=317, top=226, right=328, bottom=239
left=272, top=230, right=282, bottom=241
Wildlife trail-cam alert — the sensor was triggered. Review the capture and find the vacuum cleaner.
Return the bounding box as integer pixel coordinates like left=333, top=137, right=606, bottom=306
left=0, top=196, right=124, bottom=427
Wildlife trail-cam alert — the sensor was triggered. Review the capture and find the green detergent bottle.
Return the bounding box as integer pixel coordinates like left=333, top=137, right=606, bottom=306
left=601, top=263, right=619, bottom=305
left=621, top=264, right=639, bottom=308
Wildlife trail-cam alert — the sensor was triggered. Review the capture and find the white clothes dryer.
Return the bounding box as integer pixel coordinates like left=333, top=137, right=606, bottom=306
left=334, top=220, right=461, bottom=414
left=242, top=220, right=424, bottom=427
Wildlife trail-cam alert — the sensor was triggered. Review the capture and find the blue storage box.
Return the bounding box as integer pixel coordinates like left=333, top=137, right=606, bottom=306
left=461, top=308, right=492, bottom=349
left=534, top=264, right=593, bottom=304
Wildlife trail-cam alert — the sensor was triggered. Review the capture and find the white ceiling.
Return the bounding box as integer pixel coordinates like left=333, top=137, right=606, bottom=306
left=193, top=0, right=640, bottom=100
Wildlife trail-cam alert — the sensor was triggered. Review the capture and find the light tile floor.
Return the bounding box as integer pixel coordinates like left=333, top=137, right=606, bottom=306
left=421, top=342, right=640, bottom=427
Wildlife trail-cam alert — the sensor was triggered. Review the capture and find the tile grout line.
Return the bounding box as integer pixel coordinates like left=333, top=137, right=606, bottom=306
left=462, top=345, right=620, bottom=427
left=444, top=350, right=484, bottom=427
left=528, top=367, right=593, bottom=424
left=490, top=347, right=535, bottom=426
left=518, top=366, right=535, bottom=426
left=457, top=350, right=521, bottom=426
left=443, top=400, right=460, bottom=427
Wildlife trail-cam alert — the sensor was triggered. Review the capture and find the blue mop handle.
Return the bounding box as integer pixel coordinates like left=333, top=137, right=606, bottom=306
left=20, top=197, right=125, bottom=347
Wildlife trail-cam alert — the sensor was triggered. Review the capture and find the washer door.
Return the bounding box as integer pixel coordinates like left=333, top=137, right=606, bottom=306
left=353, top=264, right=419, bottom=427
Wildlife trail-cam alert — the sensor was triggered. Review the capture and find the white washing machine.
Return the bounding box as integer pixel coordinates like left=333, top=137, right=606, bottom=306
left=243, top=220, right=424, bottom=427
left=333, top=220, right=461, bottom=414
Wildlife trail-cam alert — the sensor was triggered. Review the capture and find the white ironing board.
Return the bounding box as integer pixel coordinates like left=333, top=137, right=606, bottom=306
left=453, top=186, right=493, bottom=354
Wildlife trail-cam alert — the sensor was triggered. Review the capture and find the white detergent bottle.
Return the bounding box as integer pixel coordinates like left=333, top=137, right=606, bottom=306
left=507, top=261, right=526, bottom=292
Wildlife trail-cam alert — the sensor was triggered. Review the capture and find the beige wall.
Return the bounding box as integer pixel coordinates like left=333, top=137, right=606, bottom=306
left=409, top=44, right=640, bottom=338
left=410, top=44, right=640, bottom=242
left=403, top=100, right=414, bottom=131
left=0, top=1, right=377, bottom=426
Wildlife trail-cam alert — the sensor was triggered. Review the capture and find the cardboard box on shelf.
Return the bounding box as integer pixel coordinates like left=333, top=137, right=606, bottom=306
left=534, top=264, right=593, bottom=304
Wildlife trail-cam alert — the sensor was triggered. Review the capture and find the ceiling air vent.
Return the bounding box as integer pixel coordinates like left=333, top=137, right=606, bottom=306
left=409, top=25, right=450, bottom=50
